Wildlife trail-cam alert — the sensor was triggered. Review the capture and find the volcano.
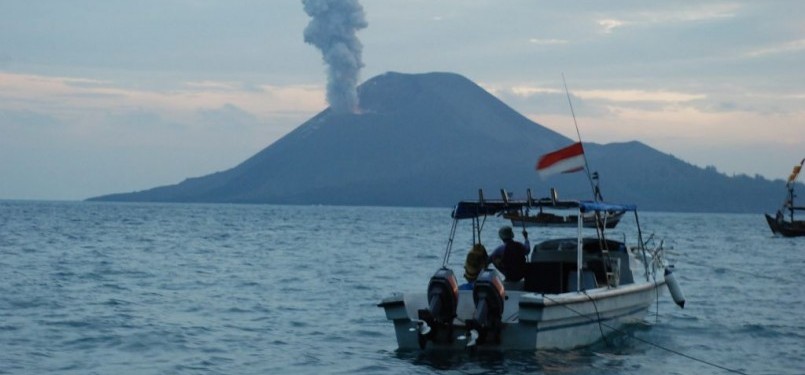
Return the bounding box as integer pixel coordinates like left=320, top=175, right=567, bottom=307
left=89, top=72, right=787, bottom=213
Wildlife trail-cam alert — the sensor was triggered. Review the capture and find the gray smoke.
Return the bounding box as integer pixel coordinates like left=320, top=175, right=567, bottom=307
left=302, top=0, right=368, bottom=114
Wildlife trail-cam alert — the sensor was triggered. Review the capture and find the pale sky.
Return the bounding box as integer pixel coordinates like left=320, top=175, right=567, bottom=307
left=1, top=0, right=803, bottom=201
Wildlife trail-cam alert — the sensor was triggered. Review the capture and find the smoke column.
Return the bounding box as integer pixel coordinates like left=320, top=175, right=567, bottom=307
left=302, top=0, right=368, bottom=114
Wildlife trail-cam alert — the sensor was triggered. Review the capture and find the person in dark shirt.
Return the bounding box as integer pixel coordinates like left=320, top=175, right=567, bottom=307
left=489, top=226, right=530, bottom=282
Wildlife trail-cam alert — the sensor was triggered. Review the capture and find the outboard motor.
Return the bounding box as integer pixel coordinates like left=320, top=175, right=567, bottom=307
left=416, top=267, right=459, bottom=348
left=465, top=269, right=506, bottom=348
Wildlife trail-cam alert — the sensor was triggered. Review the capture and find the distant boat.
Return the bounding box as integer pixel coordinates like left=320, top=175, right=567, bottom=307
left=377, top=190, right=685, bottom=351
left=502, top=188, right=625, bottom=229
left=504, top=207, right=624, bottom=229
left=765, top=158, right=805, bottom=237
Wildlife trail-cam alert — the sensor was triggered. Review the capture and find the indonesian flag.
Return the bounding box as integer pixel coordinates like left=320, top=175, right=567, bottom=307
left=536, top=142, right=586, bottom=178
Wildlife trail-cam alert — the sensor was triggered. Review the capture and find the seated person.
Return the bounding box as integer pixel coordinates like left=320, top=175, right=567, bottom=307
left=459, top=244, right=488, bottom=290
left=489, top=226, right=530, bottom=282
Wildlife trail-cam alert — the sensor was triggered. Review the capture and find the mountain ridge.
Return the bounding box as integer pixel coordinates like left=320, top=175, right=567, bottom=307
left=88, top=71, right=795, bottom=213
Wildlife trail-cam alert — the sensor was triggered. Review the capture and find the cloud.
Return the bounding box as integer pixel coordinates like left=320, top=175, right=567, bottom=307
left=598, top=19, right=625, bottom=34
left=0, top=109, right=61, bottom=129
left=0, top=73, right=326, bottom=189
left=484, top=80, right=803, bottom=179
left=744, top=39, right=805, bottom=57
left=0, top=72, right=326, bottom=200
left=634, top=4, right=738, bottom=24
left=528, top=38, right=569, bottom=45
left=183, top=81, right=246, bottom=91
left=196, top=103, right=261, bottom=129
left=0, top=72, right=325, bottom=122
left=574, top=89, right=706, bottom=103
left=490, top=84, right=704, bottom=104
left=105, top=109, right=174, bottom=130
left=586, top=104, right=802, bottom=144
left=594, top=4, right=739, bottom=35
left=509, top=86, right=562, bottom=97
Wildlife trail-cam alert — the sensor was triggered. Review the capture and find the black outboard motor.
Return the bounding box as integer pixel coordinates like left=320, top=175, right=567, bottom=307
left=416, top=267, right=459, bottom=348
left=465, top=269, right=506, bottom=348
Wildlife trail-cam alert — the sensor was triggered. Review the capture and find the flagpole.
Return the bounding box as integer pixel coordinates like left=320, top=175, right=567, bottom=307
left=562, top=73, right=598, bottom=202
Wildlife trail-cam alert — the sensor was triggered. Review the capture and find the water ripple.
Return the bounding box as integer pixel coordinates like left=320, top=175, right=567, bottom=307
left=0, top=202, right=802, bottom=374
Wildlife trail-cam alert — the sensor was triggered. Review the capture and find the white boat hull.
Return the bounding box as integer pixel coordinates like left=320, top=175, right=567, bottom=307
left=380, top=197, right=680, bottom=351
left=378, top=280, right=665, bottom=350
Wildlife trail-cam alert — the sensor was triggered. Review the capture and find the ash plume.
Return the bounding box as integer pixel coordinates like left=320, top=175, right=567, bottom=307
left=302, top=0, right=368, bottom=114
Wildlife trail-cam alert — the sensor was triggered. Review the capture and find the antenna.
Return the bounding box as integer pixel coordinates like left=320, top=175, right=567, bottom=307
left=562, top=73, right=598, bottom=202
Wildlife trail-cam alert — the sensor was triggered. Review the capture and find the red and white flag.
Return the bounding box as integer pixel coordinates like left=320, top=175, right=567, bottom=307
left=535, top=142, right=586, bottom=178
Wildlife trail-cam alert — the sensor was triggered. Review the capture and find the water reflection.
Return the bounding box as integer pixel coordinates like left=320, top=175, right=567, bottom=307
left=388, top=322, right=659, bottom=374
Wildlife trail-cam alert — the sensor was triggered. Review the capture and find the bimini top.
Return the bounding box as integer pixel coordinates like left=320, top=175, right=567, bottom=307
left=451, top=198, right=637, bottom=220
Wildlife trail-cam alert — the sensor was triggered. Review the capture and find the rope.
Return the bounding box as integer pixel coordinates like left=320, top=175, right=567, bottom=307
left=687, top=262, right=796, bottom=285
left=582, top=291, right=609, bottom=346
left=541, top=293, right=750, bottom=375
left=654, top=278, right=660, bottom=324
left=442, top=219, right=459, bottom=267
left=633, top=211, right=651, bottom=282
left=616, top=328, right=750, bottom=375
left=650, top=242, right=661, bottom=324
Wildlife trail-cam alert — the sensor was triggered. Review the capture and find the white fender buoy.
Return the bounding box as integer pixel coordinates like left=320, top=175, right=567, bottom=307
left=664, top=266, right=686, bottom=308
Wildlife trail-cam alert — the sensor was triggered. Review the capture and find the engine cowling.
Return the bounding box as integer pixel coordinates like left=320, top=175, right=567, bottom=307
left=466, top=269, right=505, bottom=347
left=416, top=267, right=459, bottom=348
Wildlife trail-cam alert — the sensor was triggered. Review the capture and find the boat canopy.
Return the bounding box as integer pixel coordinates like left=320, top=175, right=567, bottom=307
left=451, top=198, right=636, bottom=220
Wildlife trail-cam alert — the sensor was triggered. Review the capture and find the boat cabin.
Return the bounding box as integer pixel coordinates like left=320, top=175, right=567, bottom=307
left=516, top=237, right=635, bottom=294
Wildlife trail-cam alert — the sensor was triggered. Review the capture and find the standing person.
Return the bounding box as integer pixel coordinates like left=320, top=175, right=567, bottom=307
left=489, top=226, right=530, bottom=282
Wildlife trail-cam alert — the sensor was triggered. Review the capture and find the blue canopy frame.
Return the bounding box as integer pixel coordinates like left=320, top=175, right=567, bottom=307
left=451, top=199, right=636, bottom=220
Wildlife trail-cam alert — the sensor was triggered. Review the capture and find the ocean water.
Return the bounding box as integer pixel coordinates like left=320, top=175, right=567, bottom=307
left=0, top=201, right=802, bottom=375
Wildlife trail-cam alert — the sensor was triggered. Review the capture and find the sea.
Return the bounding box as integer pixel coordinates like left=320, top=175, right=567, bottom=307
left=0, top=200, right=803, bottom=375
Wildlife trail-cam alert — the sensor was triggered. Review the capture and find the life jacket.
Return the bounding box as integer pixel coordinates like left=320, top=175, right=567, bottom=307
left=464, top=244, right=488, bottom=282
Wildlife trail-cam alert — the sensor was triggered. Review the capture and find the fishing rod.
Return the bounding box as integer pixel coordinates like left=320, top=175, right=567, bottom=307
left=561, top=73, right=599, bottom=203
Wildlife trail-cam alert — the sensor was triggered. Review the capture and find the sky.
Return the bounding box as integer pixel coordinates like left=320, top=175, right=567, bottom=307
left=1, top=0, right=803, bottom=201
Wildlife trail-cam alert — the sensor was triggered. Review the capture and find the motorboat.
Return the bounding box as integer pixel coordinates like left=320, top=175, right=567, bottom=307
left=378, top=190, right=684, bottom=350
left=765, top=158, right=805, bottom=237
